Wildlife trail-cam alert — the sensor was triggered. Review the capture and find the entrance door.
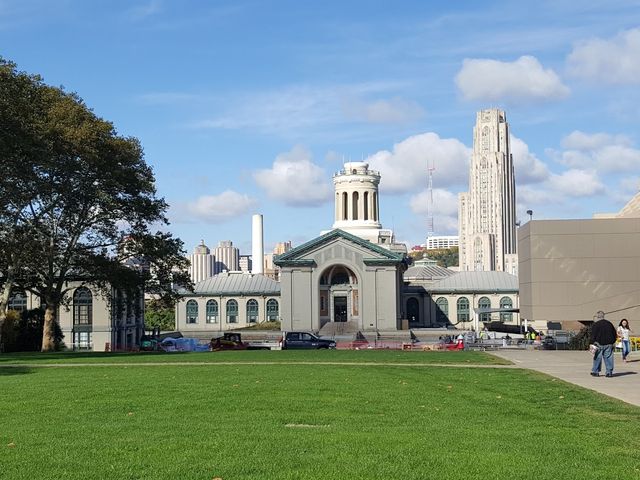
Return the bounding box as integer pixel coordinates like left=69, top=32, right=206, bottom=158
left=333, top=296, right=348, bottom=322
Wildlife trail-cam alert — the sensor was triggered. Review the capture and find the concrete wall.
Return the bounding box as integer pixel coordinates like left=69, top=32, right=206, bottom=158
left=518, top=218, right=640, bottom=328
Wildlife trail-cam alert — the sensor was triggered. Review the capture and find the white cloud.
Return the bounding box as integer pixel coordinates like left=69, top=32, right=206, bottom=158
left=561, top=131, right=631, bottom=150
left=253, top=145, right=333, bottom=206
left=555, top=131, right=640, bottom=173
left=366, top=132, right=471, bottom=194
left=179, top=190, right=256, bottom=223
left=455, top=55, right=570, bottom=103
left=567, top=28, right=640, bottom=84
left=192, top=81, right=419, bottom=134
left=409, top=188, right=459, bottom=234
left=343, top=97, right=425, bottom=124
left=510, top=135, right=549, bottom=184
left=548, top=169, right=605, bottom=197
left=409, top=188, right=459, bottom=216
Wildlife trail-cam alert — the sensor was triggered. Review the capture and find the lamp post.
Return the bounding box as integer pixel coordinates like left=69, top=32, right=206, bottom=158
left=526, top=209, right=533, bottom=222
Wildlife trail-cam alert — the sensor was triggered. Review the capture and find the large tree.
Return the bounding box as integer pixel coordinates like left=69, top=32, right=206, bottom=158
left=0, top=58, right=191, bottom=351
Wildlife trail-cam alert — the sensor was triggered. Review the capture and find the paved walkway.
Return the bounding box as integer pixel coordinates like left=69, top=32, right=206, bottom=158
left=492, top=349, right=640, bottom=407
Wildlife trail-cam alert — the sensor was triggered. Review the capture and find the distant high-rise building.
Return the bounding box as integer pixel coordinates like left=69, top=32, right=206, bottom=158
left=273, top=241, right=292, bottom=255
left=425, top=235, right=459, bottom=250
left=458, top=109, right=517, bottom=273
left=189, top=240, right=215, bottom=284
left=239, top=255, right=252, bottom=273
left=214, top=240, right=240, bottom=273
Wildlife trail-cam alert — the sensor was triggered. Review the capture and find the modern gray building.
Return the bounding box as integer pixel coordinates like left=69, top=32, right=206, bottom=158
left=518, top=217, right=640, bottom=331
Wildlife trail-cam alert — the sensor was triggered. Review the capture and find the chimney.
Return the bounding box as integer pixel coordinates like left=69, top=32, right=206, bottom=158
left=252, top=214, right=264, bottom=274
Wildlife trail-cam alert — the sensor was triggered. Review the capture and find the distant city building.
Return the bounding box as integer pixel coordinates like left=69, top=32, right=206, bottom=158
left=425, top=235, right=459, bottom=250
left=214, top=240, right=239, bottom=273
left=239, top=255, right=252, bottom=273
left=458, top=109, right=517, bottom=274
left=273, top=241, right=292, bottom=255
left=189, top=240, right=215, bottom=284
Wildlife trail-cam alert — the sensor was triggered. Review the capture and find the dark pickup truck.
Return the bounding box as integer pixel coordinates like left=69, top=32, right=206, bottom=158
left=282, top=331, right=336, bottom=349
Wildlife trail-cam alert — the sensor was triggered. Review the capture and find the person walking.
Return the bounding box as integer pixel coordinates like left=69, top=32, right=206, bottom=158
left=617, top=319, right=632, bottom=362
left=590, top=310, right=617, bottom=377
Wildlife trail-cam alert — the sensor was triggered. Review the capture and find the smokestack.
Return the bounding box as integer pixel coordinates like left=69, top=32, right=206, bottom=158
left=252, top=214, right=264, bottom=274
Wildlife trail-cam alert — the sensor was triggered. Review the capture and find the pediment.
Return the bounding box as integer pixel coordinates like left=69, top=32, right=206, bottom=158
left=274, top=229, right=404, bottom=267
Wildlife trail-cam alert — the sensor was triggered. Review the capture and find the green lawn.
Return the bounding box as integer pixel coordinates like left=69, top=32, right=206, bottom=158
left=1, top=354, right=639, bottom=480
left=0, top=349, right=510, bottom=365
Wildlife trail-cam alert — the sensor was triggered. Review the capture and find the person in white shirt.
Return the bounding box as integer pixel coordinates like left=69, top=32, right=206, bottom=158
left=617, top=318, right=632, bottom=362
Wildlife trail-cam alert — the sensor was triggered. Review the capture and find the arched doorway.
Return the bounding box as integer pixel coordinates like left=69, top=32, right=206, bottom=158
left=319, top=265, right=359, bottom=324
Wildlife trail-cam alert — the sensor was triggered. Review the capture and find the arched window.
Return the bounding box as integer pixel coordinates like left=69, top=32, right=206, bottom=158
left=226, top=299, right=238, bottom=323
left=73, top=287, right=93, bottom=325
left=500, top=297, right=513, bottom=322
left=8, top=291, right=27, bottom=312
left=186, top=300, right=198, bottom=324
left=436, top=297, right=449, bottom=324
left=266, top=299, right=279, bottom=321
left=457, top=297, right=470, bottom=323
left=407, top=298, right=419, bottom=325
left=246, top=299, right=259, bottom=323
left=364, top=192, right=369, bottom=220
left=342, top=192, right=348, bottom=220
left=478, top=296, right=491, bottom=322
left=352, top=192, right=359, bottom=220
left=206, top=300, right=218, bottom=324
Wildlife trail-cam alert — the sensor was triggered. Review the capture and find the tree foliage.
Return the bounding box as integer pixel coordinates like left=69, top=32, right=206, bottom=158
left=409, top=247, right=459, bottom=268
left=0, top=57, right=192, bottom=351
left=144, top=299, right=176, bottom=332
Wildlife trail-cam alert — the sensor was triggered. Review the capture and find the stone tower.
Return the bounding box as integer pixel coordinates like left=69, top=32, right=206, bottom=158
left=458, top=109, right=517, bottom=273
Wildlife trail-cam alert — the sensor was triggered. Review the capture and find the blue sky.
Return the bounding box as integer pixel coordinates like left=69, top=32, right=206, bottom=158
left=2, top=0, right=640, bottom=255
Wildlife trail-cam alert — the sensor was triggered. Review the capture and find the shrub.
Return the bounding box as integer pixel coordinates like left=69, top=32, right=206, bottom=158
left=569, top=324, right=592, bottom=350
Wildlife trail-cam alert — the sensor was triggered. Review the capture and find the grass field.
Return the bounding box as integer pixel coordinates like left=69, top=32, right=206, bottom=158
left=0, top=349, right=510, bottom=365
left=1, top=351, right=639, bottom=480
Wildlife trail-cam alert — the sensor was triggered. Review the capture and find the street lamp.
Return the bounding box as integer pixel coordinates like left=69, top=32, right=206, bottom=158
left=526, top=209, right=533, bottom=222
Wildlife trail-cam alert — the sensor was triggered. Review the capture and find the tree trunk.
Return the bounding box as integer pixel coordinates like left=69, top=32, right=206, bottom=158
left=41, top=304, right=57, bottom=352
left=0, top=267, right=15, bottom=352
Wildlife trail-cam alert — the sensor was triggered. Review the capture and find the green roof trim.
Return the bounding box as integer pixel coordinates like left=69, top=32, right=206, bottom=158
left=274, top=229, right=405, bottom=266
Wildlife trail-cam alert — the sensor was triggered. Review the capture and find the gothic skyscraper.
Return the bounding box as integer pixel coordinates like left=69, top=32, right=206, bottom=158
left=458, top=109, right=517, bottom=274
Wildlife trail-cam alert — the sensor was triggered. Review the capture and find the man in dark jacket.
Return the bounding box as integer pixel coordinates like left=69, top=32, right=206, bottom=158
left=590, top=310, right=617, bottom=377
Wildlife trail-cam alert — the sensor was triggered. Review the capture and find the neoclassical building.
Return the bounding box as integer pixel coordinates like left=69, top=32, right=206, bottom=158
left=6, top=283, right=144, bottom=352
left=175, top=272, right=281, bottom=336
left=458, top=109, right=517, bottom=274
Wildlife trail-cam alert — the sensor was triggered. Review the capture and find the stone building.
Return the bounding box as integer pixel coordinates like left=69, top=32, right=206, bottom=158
left=175, top=271, right=280, bottom=336
left=6, top=282, right=144, bottom=352
left=459, top=109, right=517, bottom=274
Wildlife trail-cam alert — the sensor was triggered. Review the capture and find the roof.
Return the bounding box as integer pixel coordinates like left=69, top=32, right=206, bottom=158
left=428, top=271, right=518, bottom=293
left=404, top=263, right=454, bottom=281
left=186, top=272, right=280, bottom=296
left=274, top=228, right=406, bottom=267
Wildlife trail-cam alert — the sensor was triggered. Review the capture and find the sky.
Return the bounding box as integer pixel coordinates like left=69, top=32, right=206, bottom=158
left=2, top=0, right=640, bottom=255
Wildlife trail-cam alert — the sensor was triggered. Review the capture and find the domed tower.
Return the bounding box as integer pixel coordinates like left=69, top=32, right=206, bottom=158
left=332, top=162, right=383, bottom=243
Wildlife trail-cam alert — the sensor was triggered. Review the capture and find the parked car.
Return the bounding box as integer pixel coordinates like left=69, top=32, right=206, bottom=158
left=139, top=335, right=158, bottom=351
left=281, top=331, right=336, bottom=349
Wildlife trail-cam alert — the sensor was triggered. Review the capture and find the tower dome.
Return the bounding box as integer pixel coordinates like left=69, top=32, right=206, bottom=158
left=332, top=162, right=382, bottom=242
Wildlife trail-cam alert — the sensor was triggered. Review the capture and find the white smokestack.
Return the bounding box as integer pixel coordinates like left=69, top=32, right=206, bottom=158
left=252, top=214, right=264, bottom=274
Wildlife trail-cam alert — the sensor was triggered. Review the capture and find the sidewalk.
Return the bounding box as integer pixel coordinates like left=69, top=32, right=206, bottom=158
left=492, top=349, right=640, bottom=407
